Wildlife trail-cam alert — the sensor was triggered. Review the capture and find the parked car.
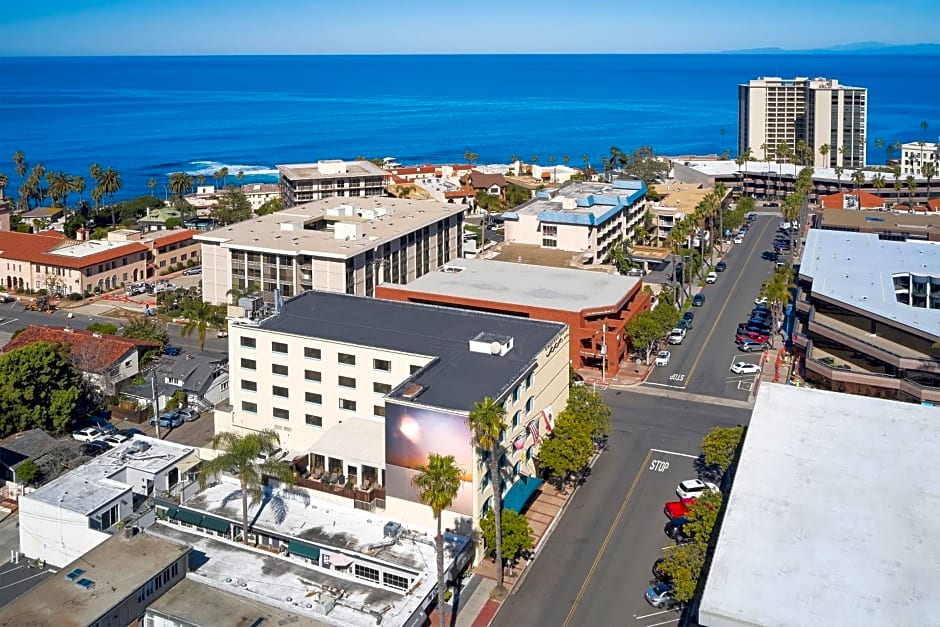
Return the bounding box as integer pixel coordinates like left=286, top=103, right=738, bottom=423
left=89, top=416, right=117, bottom=434
left=118, top=428, right=145, bottom=438
left=676, top=479, right=718, bottom=499
left=705, top=271, right=718, bottom=284
left=72, top=426, right=106, bottom=442
left=216, top=329, right=228, bottom=338
left=82, top=440, right=111, bottom=457
left=102, top=433, right=131, bottom=447
left=779, top=221, right=792, bottom=230
left=730, top=361, right=761, bottom=375
left=654, top=351, right=671, bottom=367
left=715, top=261, right=727, bottom=272
left=163, top=345, right=182, bottom=357
left=737, top=338, right=767, bottom=352
left=652, top=558, right=672, bottom=584
left=747, top=315, right=772, bottom=327
left=664, top=497, right=696, bottom=519
left=681, top=311, right=694, bottom=324
left=746, top=212, right=758, bottom=222
left=733, top=235, right=744, bottom=244
left=663, top=517, right=695, bottom=543
left=738, top=330, right=769, bottom=343
left=745, top=323, right=771, bottom=336
left=692, top=293, right=705, bottom=306
left=179, top=407, right=200, bottom=422
left=645, top=582, right=678, bottom=608
left=150, top=411, right=183, bottom=429
left=676, top=319, right=690, bottom=333
left=752, top=305, right=772, bottom=316
left=667, top=329, right=685, bottom=345
left=182, top=266, right=202, bottom=276
left=761, top=251, right=779, bottom=261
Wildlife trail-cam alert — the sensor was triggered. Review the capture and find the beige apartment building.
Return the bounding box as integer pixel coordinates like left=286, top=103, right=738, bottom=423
left=196, top=197, right=466, bottom=305
left=738, top=76, right=867, bottom=168
left=215, top=290, right=570, bottom=532
left=278, top=159, right=388, bottom=208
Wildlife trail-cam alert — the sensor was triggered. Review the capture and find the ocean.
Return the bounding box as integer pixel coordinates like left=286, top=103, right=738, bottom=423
left=0, top=54, right=936, bottom=200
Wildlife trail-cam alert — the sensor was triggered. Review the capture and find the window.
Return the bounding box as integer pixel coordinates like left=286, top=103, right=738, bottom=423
left=304, top=347, right=321, bottom=360
left=383, top=572, right=410, bottom=590
left=526, top=397, right=534, bottom=413
left=240, top=337, right=256, bottom=349
left=373, top=382, right=392, bottom=394
left=241, top=401, right=257, bottom=413
left=512, top=386, right=521, bottom=402
left=374, top=405, right=386, bottom=417
left=339, top=398, right=357, bottom=412
left=272, top=386, right=289, bottom=398
left=354, top=564, right=380, bottom=584
left=526, top=372, right=534, bottom=388
left=512, top=411, right=521, bottom=428
left=241, top=380, right=257, bottom=392
left=240, top=358, right=256, bottom=370
left=304, top=369, right=321, bottom=382
left=272, top=341, right=288, bottom=354
left=305, top=392, right=322, bottom=405
left=305, top=414, right=323, bottom=428
left=273, top=407, right=290, bottom=421
left=100, top=503, right=119, bottom=530
left=272, top=364, right=289, bottom=376
left=373, top=358, right=391, bottom=372
left=410, top=364, right=421, bottom=375
left=338, top=376, right=356, bottom=389
left=338, top=353, right=356, bottom=366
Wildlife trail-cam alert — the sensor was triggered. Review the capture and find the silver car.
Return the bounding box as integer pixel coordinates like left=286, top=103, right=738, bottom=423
left=179, top=407, right=200, bottom=422
left=645, top=583, right=677, bottom=608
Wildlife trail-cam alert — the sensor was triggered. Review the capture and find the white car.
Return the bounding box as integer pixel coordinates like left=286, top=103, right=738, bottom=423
left=754, top=296, right=768, bottom=306
left=72, top=427, right=106, bottom=442
left=676, top=479, right=719, bottom=499
left=705, top=271, right=718, bottom=284
left=102, top=433, right=131, bottom=447
left=667, top=329, right=685, bottom=345
left=730, top=361, right=761, bottom=375
left=779, top=221, right=792, bottom=230
left=733, top=235, right=744, bottom=244
left=654, top=351, right=671, bottom=366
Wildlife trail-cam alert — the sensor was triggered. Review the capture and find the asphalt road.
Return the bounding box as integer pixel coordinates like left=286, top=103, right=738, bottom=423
left=645, top=215, right=781, bottom=400
left=493, top=390, right=751, bottom=627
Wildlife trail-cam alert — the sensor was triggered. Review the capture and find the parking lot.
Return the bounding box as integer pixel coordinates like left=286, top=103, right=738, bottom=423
left=0, top=559, right=54, bottom=607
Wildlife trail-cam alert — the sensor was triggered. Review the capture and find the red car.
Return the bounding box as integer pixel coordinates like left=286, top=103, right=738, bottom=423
left=736, top=331, right=769, bottom=344
left=664, top=498, right=696, bottom=519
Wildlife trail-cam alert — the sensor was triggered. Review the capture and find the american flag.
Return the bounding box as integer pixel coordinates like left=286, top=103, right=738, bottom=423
left=528, top=421, right=541, bottom=444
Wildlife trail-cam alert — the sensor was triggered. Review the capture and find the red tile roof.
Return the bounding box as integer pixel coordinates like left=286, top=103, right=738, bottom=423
left=819, top=191, right=885, bottom=210
left=460, top=170, right=508, bottom=190
left=152, top=229, right=198, bottom=248
left=928, top=198, right=940, bottom=212
left=0, top=231, right=147, bottom=269
left=2, top=326, right=159, bottom=374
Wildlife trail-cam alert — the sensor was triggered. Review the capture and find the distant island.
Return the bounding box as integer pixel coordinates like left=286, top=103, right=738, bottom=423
left=723, top=41, right=940, bottom=55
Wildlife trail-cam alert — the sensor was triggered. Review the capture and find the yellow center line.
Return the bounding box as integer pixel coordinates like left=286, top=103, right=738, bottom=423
left=561, top=449, right=653, bottom=627
left=683, top=217, right=775, bottom=387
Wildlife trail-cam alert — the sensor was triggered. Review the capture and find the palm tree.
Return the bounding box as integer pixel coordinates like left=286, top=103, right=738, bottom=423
left=892, top=165, right=903, bottom=207
left=874, top=138, right=885, bottom=164
left=88, top=162, right=101, bottom=186
left=531, top=154, right=539, bottom=166
left=237, top=170, right=245, bottom=186
left=198, top=429, right=296, bottom=546
left=168, top=171, right=195, bottom=218
left=871, top=173, right=886, bottom=206
left=98, top=167, right=122, bottom=226
left=548, top=155, right=556, bottom=181
left=907, top=175, right=918, bottom=207
left=0, top=172, right=7, bottom=199
left=213, top=170, right=222, bottom=190
left=70, top=175, right=86, bottom=209
left=91, top=185, right=104, bottom=210
left=181, top=301, right=225, bottom=351
left=219, top=166, right=229, bottom=189
left=851, top=169, right=866, bottom=192
left=713, top=182, right=728, bottom=249
left=147, top=178, right=157, bottom=197
left=923, top=162, right=936, bottom=200
left=197, top=174, right=206, bottom=187
left=467, top=396, right=508, bottom=593
left=759, top=265, right=793, bottom=347
left=761, top=143, right=773, bottom=198
left=835, top=166, right=845, bottom=191
left=922, top=121, right=929, bottom=145
left=563, top=154, right=571, bottom=169
left=581, top=154, right=590, bottom=172
left=412, top=453, right=462, bottom=627
left=818, top=143, right=830, bottom=168
left=45, top=171, right=71, bottom=207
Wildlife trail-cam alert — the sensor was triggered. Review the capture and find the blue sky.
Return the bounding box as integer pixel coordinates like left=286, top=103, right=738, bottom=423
left=0, top=0, right=938, bottom=55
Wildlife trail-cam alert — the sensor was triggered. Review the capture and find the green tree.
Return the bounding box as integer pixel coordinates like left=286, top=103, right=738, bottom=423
left=467, top=397, right=508, bottom=593
left=122, top=316, right=170, bottom=349
left=148, top=178, right=157, bottom=197
left=86, top=322, right=119, bottom=335
left=564, top=384, right=611, bottom=441
left=923, top=161, right=935, bottom=200
left=700, top=425, right=745, bottom=479
left=198, top=429, right=296, bottom=546
left=210, top=188, right=252, bottom=225
left=0, top=342, right=89, bottom=436
left=607, top=239, right=637, bottom=274
left=168, top=172, right=195, bottom=213
left=164, top=390, right=188, bottom=411
left=851, top=168, right=866, bottom=191
left=255, top=196, right=281, bottom=216
left=759, top=264, right=793, bottom=346
left=535, top=409, right=594, bottom=487
left=15, top=459, right=39, bottom=486
left=623, top=146, right=669, bottom=184
left=684, top=490, right=723, bottom=545
left=504, top=184, right=531, bottom=208
left=412, top=453, right=462, bottom=627
left=624, top=312, right=662, bottom=363
left=181, top=301, right=226, bottom=351
left=658, top=541, right=706, bottom=603
left=13, top=150, right=27, bottom=183
left=45, top=171, right=71, bottom=207
left=479, top=508, right=533, bottom=566
left=906, top=174, right=917, bottom=207
left=98, top=167, right=122, bottom=226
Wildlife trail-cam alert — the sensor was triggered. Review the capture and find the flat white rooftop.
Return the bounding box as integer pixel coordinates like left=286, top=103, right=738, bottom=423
left=27, top=436, right=197, bottom=515
left=278, top=160, right=386, bottom=181
left=700, top=384, right=940, bottom=627
left=48, top=238, right=141, bottom=259
left=800, top=230, right=940, bottom=337
left=195, top=196, right=464, bottom=259
left=388, top=257, right=640, bottom=313
left=675, top=159, right=910, bottom=182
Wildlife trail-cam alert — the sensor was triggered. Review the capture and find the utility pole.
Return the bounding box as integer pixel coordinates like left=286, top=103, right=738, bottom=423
left=600, top=323, right=608, bottom=383
left=151, top=367, right=162, bottom=440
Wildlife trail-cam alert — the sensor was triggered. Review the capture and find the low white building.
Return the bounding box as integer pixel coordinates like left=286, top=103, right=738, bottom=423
left=900, top=140, right=938, bottom=178
left=19, top=436, right=199, bottom=567
left=241, top=182, right=280, bottom=211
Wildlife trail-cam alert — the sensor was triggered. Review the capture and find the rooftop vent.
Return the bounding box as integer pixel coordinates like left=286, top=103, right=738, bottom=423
left=401, top=383, right=426, bottom=400
left=384, top=521, right=402, bottom=538
left=469, top=332, right=514, bottom=357
left=441, top=264, right=465, bottom=274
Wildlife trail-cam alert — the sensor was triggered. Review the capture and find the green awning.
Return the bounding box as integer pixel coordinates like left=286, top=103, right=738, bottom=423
left=176, top=509, right=203, bottom=525
left=163, top=507, right=179, bottom=520
left=287, top=540, right=320, bottom=561
left=201, top=515, right=231, bottom=534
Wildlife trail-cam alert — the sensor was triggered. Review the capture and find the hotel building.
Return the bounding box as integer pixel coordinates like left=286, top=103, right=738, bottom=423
left=738, top=76, right=867, bottom=168
left=900, top=140, right=939, bottom=178
left=195, top=197, right=466, bottom=305
left=215, top=290, right=570, bottom=531
left=278, top=160, right=388, bottom=208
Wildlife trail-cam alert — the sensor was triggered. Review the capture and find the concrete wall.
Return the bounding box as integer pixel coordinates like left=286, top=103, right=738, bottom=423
left=199, top=242, right=231, bottom=305
left=19, top=495, right=114, bottom=567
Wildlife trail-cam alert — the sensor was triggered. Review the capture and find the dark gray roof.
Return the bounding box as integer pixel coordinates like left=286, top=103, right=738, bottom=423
left=260, top=291, right=565, bottom=412
left=0, top=429, right=60, bottom=469
left=123, top=355, right=227, bottom=400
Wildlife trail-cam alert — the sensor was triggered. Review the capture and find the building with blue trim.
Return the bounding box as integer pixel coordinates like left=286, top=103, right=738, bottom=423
left=502, top=180, right=649, bottom=265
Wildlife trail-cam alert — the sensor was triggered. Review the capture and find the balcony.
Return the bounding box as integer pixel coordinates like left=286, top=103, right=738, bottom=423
left=294, top=473, right=386, bottom=512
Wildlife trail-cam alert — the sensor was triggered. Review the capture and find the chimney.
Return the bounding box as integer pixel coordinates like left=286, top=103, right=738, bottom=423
left=75, top=227, right=89, bottom=241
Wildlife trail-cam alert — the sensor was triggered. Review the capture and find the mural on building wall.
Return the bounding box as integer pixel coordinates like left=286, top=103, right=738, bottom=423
left=385, top=402, right=474, bottom=515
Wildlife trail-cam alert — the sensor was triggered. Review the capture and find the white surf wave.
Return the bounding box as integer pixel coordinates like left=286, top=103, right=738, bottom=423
left=178, top=161, right=279, bottom=177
